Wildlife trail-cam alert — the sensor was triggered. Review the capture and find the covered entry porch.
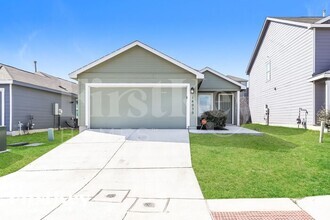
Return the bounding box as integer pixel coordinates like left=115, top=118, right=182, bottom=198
left=197, top=67, right=246, bottom=126
left=197, top=91, right=240, bottom=125
left=310, top=72, right=330, bottom=124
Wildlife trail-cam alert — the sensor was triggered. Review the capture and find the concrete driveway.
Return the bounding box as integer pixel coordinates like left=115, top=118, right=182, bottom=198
left=0, top=129, right=212, bottom=220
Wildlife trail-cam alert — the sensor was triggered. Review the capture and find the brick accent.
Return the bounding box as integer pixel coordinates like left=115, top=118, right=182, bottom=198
left=212, top=211, right=314, bottom=220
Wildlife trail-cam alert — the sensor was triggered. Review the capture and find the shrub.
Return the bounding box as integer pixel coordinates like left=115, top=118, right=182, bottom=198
left=201, top=110, right=227, bottom=129
left=316, top=107, right=330, bottom=129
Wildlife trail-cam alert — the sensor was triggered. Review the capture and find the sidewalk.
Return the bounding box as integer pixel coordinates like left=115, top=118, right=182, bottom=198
left=208, top=196, right=330, bottom=220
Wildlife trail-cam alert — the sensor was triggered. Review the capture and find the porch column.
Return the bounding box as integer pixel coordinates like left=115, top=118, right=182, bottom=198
left=326, top=80, right=330, bottom=111
left=237, top=91, right=240, bottom=126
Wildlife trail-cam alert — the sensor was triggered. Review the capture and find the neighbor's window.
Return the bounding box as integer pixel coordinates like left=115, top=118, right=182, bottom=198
left=266, top=61, right=271, bottom=81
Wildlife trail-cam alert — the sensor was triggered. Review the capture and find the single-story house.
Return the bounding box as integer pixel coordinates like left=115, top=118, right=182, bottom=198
left=247, top=16, right=330, bottom=127
left=69, top=41, right=246, bottom=130
left=0, top=64, right=78, bottom=134
left=227, top=75, right=249, bottom=98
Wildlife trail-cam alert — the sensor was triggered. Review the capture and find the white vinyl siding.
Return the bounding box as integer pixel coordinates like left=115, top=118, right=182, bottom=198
left=249, top=21, right=314, bottom=125
left=266, top=61, right=271, bottom=81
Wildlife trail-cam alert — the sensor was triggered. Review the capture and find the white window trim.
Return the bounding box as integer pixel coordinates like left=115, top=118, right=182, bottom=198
left=218, top=93, right=234, bottom=125
left=0, top=88, right=4, bottom=126
left=85, top=83, right=191, bottom=129
left=197, top=93, right=214, bottom=116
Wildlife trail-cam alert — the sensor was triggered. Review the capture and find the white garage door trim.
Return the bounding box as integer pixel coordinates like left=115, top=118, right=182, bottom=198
left=85, top=83, right=191, bottom=128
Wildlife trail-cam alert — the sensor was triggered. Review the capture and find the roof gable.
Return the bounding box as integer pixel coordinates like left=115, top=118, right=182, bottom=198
left=200, top=67, right=246, bottom=89
left=0, top=65, right=13, bottom=82
left=316, top=16, right=330, bottom=24
left=69, top=41, right=204, bottom=79
left=246, top=16, right=330, bottom=75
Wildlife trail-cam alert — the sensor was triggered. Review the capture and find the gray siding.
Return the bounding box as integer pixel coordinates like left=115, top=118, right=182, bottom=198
left=0, top=85, right=10, bottom=131
left=199, top=71, right=240, bottom=91
left=78, top=46, right=198, bottom=128
left=12, top=85, right=76, bottom=131
left=315, top=29, right=330, bottom=74
left=249, top=21, right=314, bottom=126
left=315, top=80, right=325, bottom=123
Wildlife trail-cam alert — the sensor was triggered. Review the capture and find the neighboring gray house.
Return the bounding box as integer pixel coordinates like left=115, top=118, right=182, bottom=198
left=247, top=16, right=330, bottom=127
left=69, top=41, right=246, bottom=130
left=0, top=64, right=78, bottom=133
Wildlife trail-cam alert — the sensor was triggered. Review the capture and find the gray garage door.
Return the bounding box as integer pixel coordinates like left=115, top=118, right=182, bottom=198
left=90, top=87, right=187, bottom=129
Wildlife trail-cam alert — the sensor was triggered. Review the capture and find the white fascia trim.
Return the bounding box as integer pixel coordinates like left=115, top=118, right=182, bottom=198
left=85, top=83, right=191, bottom=129
left=246, top=19, right=269, bottom=75
left=315, top=16, right=330, bottom=24
left=0, top=88, right=4, bottom=126
left=200, top=67, right=247, bottom=89
left=308, top=72, right=330, bottom=82
left=0, top=80, right=13, bottom=84
left=9, top=84, right=12, bottom=131
left=70, top=41, right=204, bottom=79
left=310, top=24, right=330, bottom=28
left=267, top=17, right=312, bottom=28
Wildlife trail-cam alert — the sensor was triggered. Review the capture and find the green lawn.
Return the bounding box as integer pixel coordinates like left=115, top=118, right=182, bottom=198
left=0, top=129, right=78, bottom=177
left=190, top=124, right=330, bottom=199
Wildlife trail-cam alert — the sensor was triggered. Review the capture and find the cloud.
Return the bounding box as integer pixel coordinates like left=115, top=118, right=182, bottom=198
left=17, top=30, right=39, bottom=64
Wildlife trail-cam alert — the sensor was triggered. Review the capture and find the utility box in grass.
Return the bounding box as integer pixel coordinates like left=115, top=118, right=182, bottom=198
left=0, top=126, right=6, bottom=152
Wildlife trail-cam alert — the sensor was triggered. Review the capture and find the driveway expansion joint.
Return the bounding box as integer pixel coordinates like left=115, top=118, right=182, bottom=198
left=72, top=139, right=129, bottom=196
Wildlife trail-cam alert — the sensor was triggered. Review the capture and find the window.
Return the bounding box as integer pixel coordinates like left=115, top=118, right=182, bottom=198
left=198, top=94, right=213, bottom=116
left=266, top=61, right=271, bottom=81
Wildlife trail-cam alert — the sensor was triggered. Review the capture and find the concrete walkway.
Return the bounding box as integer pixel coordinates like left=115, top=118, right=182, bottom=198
left=189, top=125, right=262, bottom=135
left=0, top=129, right=328, bottom=219
left=0, top=129, right=212, bottom=220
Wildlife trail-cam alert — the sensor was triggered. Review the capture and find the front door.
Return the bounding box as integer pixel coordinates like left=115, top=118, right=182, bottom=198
left=218, top=94, right=234, bottom=124
left=198, top=93, right=213, bottom=117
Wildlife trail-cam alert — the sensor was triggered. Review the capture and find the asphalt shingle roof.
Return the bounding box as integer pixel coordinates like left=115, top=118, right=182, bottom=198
left=226, top=75, right=248, bottom=82
left=0, top=64, right=77, bottom=95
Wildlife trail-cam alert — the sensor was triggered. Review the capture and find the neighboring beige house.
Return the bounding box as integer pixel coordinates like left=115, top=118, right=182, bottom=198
left=69, top=41, right=246, bottom=130
left=247, top=16, right=330, bottom=127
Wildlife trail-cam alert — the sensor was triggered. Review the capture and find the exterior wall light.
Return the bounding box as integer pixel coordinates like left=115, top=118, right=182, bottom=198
left=190, top=87, right=195, bottom=94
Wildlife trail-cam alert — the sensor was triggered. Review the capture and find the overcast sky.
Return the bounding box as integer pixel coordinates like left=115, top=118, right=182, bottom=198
left=0, top=0, right=329, bottom=80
